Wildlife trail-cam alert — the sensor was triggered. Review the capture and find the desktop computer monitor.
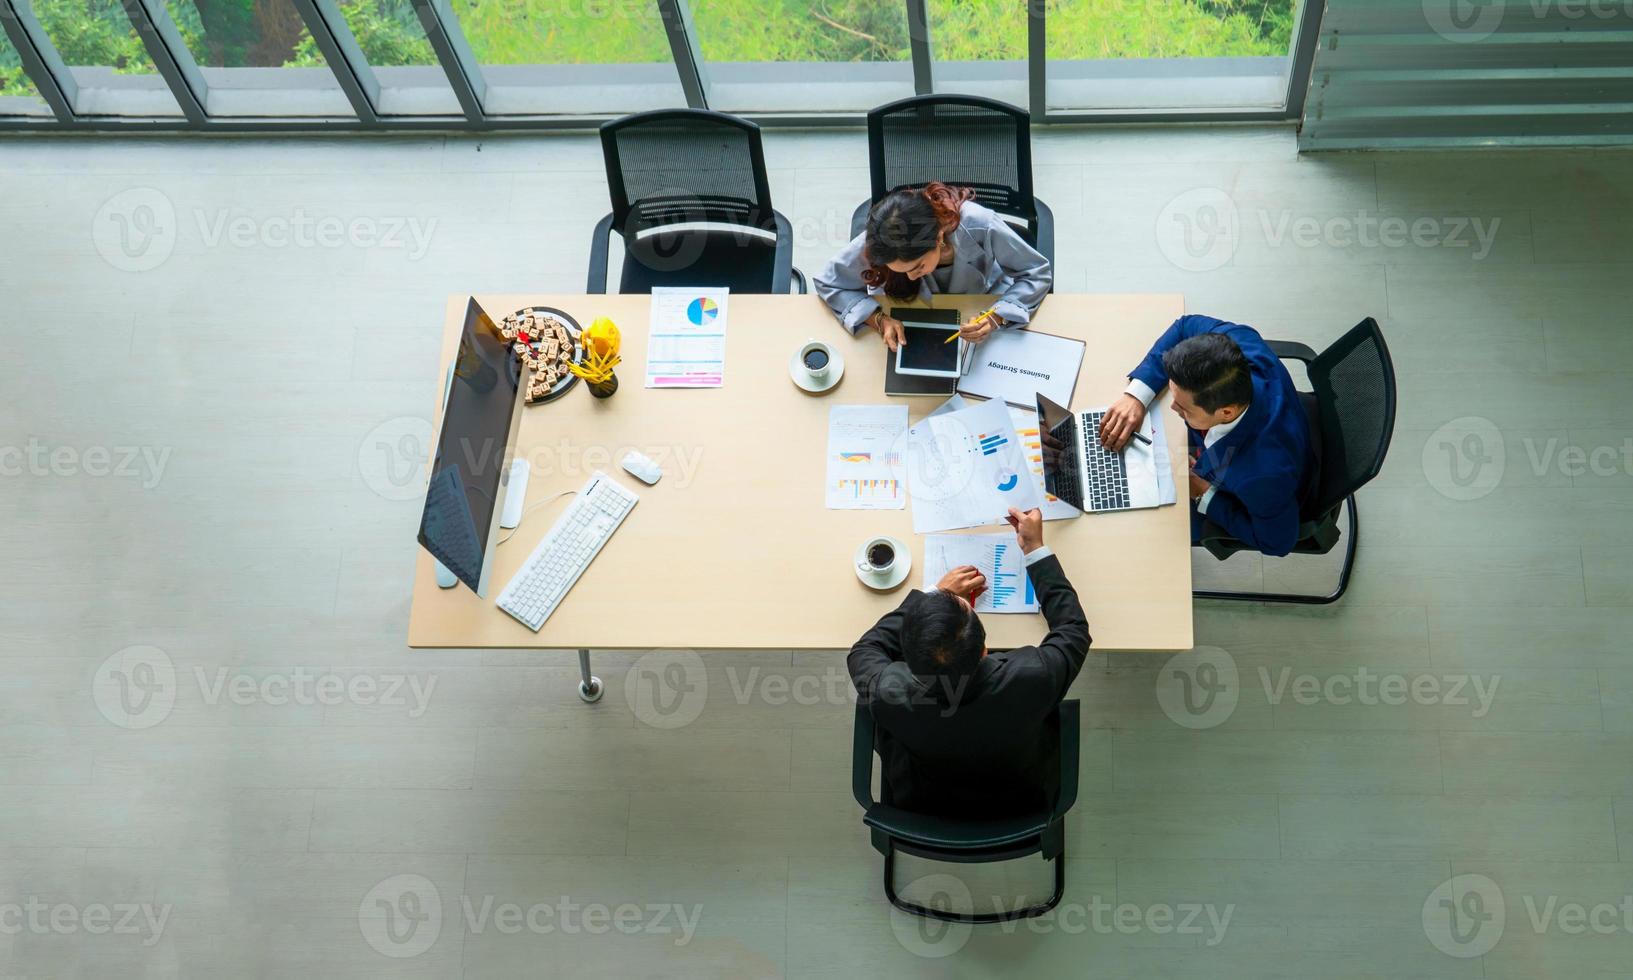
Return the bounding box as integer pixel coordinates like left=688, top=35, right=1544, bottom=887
left=417, top=297, right=526, bottom=597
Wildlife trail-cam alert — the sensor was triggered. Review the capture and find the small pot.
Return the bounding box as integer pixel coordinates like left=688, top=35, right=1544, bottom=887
left=587, top=373, right=619, bottom=399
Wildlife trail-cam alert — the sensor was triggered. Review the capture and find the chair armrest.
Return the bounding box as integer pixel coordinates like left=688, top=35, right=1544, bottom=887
left=851, top=704, right=877, bottom=810
left=771, top=212, right=794, bottom=295
left=790, top=267, right=808, bottom=295
left=1051, top=700, right=1080, bottom=821
left=586, top=213, right=614, bottom=294
left=1033, top=198, right=1056, bottom=278
left=1267, top=339, right=1317, bottom=364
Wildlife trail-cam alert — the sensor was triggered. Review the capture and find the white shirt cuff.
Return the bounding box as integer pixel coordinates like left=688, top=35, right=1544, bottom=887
left=1023, top=545, right=1053, bottom=567
left=1196, top=487, right=1217, bottom=514
left=1124, top=379, right=1157, bottom=408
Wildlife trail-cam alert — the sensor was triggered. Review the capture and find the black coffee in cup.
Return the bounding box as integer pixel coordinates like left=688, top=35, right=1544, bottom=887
left=803, top=347, right=830, bottom=371
left=868, top=542, right=895, bottom=568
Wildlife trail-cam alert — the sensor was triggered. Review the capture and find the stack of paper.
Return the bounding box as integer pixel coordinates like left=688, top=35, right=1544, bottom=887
left=905, top=397, right=1041, bottom=533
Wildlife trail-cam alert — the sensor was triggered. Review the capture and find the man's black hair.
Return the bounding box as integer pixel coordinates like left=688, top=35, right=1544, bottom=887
left=1162, top=332, right=1253, bottom=412
left=902, top=590, right=985, bottom=686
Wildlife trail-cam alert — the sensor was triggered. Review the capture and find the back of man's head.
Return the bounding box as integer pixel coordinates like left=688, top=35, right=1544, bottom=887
left=902, top=590, right=986, bottom=690
left=1162, top=332, right=1253, bottom=412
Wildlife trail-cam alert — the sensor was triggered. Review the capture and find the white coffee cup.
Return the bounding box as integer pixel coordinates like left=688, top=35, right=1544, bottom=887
left=857, top=537, right=898, bottom=577
left=799, top=340, right=834, bottom=383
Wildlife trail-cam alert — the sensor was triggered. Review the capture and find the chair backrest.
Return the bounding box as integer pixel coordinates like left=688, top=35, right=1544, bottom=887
left=600, top=109, right=775, bottom=236
left=1308, top=317, right=1397, bottom=516
left=867, top=95, right=1036, bottom=225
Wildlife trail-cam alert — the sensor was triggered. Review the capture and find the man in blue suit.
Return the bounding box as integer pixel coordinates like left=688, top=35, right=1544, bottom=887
left=1098, top=315, right=1316, bottom=557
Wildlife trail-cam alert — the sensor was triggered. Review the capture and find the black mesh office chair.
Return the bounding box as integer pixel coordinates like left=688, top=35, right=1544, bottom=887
left=851, top=700, right=1080, bottom=923
left=848, top=94, right=1054, bottom=270
left=1194, top=317, right=1397, bottom=604
left=588, top=109, right=805, bottom=295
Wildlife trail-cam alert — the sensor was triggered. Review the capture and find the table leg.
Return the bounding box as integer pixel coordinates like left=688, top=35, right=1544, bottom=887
left=577, top=649, right=604, bottom=703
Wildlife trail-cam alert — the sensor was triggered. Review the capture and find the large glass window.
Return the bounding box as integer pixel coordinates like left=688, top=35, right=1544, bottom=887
left=32, top=0, right=182, bottom=115
left=1045, top=0, right=1298, bottom=112
left=692, top=0, right=913, bottom=113
left=164, top=0, right=354, bottom=117
left=331, top=0, right=459, bottom=115
left=451, top=0, right=684, bottom=116
left=0, top=23, right=53, bottom=115
left=927, top=0, right=1025, bottom=105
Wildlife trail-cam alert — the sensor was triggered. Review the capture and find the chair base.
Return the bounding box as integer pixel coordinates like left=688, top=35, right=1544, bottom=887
left=1193, top=497, right=1359, bottom=605
left=882, top=846, right=1066, bottom=924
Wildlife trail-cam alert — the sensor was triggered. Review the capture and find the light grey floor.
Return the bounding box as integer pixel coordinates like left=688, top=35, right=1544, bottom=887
left=3, top=125, right=1633, bottom=978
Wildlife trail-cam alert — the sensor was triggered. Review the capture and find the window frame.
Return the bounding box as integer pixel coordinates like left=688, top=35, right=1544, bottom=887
left=0, top=0, right=1322, bottom=130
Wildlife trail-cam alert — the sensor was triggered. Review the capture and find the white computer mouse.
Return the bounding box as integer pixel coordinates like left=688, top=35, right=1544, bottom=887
left=620, top=451, right=662, bottom=485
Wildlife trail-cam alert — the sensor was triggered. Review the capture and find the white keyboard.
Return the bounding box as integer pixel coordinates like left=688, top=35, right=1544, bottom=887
left=496, top=471, right=639, bottom=632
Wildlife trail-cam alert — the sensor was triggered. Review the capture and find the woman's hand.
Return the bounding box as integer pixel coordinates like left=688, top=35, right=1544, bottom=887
left=960, top=311, right=1002, bottom=343
left=868, top=312, right=906, bottom=352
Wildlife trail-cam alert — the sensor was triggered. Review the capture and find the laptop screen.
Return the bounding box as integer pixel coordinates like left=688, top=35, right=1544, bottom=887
left=1035, top=393, right=1083, bottom=511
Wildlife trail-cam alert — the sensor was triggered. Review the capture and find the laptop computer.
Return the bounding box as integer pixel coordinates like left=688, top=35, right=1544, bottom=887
left=1035, top=392, right=1166, bottom=513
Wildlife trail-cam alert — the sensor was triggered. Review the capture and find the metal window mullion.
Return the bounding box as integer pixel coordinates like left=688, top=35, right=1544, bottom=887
left=0, top=0, right=76, bottom=120
left=657, top=0, right=708, bottom=109
left=411, top=0, right=486, bottom=122
left=120, top=0, right=206, bottom=123
left=905, top=0, right=931, bottom=95
left=1284, top=0, right=1325, bottom=121
left=290, top=0, right=381, bottom=122
left=1027, top=0, right=1045, bottom=121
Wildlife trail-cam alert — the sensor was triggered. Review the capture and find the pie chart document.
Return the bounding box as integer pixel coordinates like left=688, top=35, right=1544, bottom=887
left=905, top=396, right=1041, bottom=533
left=646, top=286, right=729, bottom=388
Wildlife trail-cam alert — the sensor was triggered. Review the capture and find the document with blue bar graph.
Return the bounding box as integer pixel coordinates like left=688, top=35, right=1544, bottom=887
left=923, top=533, right=1040, bottom=614
left=905, top=395, right=1041, bottom=533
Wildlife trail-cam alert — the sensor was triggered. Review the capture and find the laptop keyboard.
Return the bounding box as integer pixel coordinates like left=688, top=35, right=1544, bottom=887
left=1079, top=410, right=1131, bottom=511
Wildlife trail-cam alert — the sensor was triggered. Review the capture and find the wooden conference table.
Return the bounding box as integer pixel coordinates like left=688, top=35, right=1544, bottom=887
left=408, top=293, right=1193, bottom=672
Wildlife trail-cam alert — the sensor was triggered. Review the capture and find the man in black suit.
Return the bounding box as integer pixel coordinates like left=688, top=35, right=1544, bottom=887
left=848, top=507, right=1090, bottom=818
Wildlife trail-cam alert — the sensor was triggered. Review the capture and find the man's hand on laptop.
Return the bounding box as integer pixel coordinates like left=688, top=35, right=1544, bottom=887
left=936, top=565, right=987, bottom=606
left=1006, top=507, right=1044, bottom=555
left=1098, top=393, right=1146, bottom=451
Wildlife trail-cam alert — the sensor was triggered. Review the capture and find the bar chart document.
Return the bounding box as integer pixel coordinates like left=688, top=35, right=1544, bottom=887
left=905, top=396, right=1041, bottom=533
left=923, top=532, right=1040, bottom=614
left=825, top=405, right=908, bottom=509
left=645, top=287, right=728, bottom=388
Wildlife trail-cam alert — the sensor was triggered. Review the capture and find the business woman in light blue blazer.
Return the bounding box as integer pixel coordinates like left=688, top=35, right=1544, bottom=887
left=814, top=181, right=1052, bottom=351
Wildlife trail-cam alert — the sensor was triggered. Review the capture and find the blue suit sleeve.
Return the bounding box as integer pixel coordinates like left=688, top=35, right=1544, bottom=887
left=1128, top=314, right=1233, bottom=393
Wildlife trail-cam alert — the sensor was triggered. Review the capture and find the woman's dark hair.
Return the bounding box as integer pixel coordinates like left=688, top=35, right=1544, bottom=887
left=861, top=182, right=975, bottom=300
left=902, top=589, right=986, bottom=688
left=1162, top=333, right=1254, bottom=412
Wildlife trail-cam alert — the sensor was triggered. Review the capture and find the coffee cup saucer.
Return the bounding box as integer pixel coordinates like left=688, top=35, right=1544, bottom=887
left=854, top=536, right=911, bottom=591
left=790, top=348, right=844, bottom=394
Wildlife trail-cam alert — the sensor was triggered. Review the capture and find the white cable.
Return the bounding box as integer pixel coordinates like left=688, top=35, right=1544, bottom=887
left=493, top=493, right=578, bottom=548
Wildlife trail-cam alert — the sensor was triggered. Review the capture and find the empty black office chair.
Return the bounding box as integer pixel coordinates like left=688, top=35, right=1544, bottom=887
left=849, top=94, right=1054, bottom=270
left=588, top=109, right=805, bottom=295
left=852, top=700, right=1080, bottom=923
left=1194, top=317, right=1397, bottom=604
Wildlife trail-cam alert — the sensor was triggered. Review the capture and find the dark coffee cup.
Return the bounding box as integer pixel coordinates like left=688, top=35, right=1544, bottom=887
left=803, top=348, right=830, bottom=371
